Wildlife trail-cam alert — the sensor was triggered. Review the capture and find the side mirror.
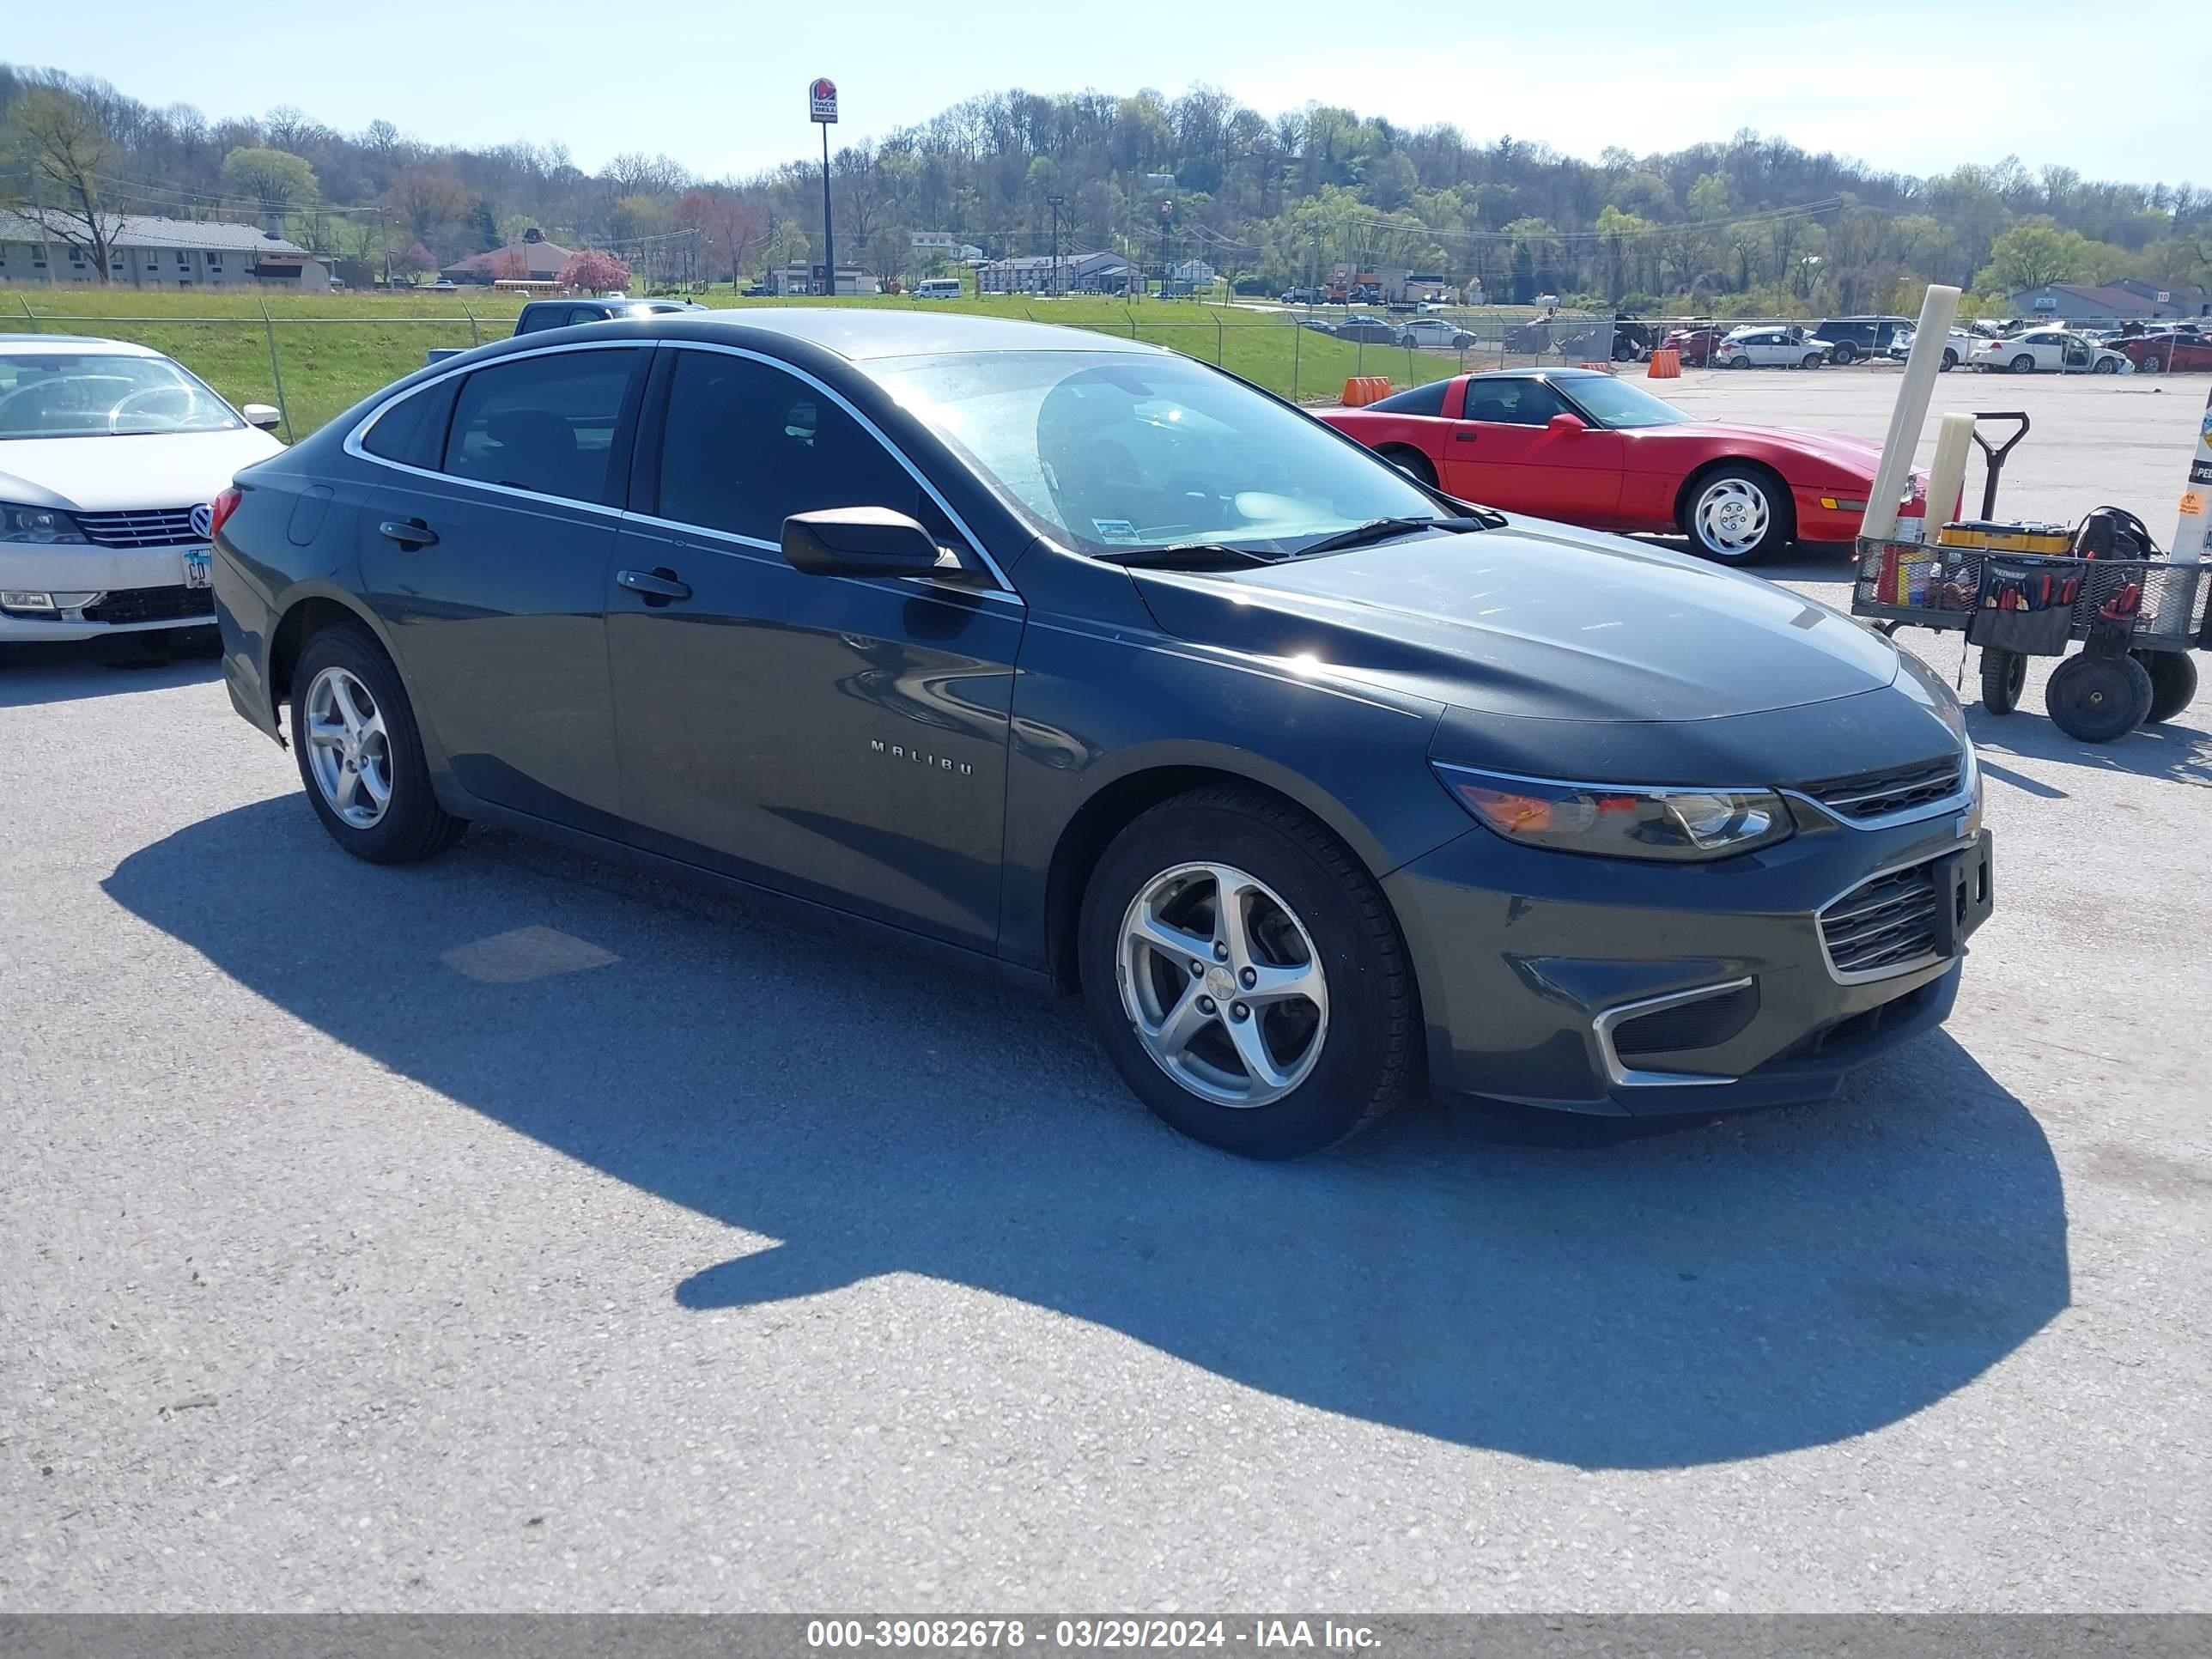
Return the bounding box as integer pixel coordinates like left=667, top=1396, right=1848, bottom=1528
left=241, top=404, right=283, bottom=429
left=782, top=506, right=952, bottom=579
left=1547, top=412, right=1588, bottom=437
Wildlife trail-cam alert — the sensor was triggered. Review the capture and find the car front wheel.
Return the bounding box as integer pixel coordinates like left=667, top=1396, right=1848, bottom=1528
left=1683, top=467, right=1790, bottom=563
left=291, top=622, right=466, bottom=864
left=1079, top=786, right=1417, bottom=1158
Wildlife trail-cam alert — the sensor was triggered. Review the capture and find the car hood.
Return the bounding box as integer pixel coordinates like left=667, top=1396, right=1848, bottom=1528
left=0, top=428, right=284, bottom=513
left=1129, top=516, right=1900, bottom=724
left=1628, top=421, right=1883, bottom=483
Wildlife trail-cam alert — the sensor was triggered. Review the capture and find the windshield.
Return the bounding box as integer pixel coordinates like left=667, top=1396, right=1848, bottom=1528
left=0, top=352, right=241, bottom=440
left=1559, top=376, right=1689, bottom=429
left=872, top=349, right=1444, bottom=555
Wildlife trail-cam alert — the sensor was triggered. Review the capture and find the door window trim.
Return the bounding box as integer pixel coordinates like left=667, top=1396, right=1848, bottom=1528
left=635, top=339, right=1015, bottom=597
left=343, top=338, right=653, bottom=520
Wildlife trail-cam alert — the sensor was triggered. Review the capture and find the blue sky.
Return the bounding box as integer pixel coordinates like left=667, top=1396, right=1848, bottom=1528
left=12, top=0, right=2191, bottom=188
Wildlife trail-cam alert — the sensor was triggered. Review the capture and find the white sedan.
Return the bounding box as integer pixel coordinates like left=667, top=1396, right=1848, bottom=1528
left=0, top=337, right=283, bottom=642
left=1396, top=317, right=1475, bottom=349
left=1968, top=328, right=2131, bottom=374
left=1712, top=327, right=1828, bottom=368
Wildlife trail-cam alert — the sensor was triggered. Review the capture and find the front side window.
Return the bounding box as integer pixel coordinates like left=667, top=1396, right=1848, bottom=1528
left=441, top=348, right=639, bottom=504
left=1461, top=379, right=1570, bottom=426
left=654, top=350, right=926, bottom=542
left=1558, top=376, right=1690, bottom=429
left=0, top=350, right=242, bottom=440
left=872, top=349, right=1443, bottom=556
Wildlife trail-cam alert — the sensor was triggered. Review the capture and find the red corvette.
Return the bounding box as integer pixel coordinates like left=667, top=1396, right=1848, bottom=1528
left=1319, top=368, right=1901, bottom=563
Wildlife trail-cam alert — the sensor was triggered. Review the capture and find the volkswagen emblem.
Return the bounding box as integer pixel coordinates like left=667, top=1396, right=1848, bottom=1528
left=189, top=502, right=214, bottom=538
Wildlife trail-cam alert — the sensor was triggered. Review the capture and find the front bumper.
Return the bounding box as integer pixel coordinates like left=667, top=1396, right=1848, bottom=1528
left=0, top=543, right=215, bottom=640
left=1388, top=806, right=1990, bottom=1117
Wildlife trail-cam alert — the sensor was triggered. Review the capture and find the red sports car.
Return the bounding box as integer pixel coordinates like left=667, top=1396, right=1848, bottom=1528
left=1319, top=368, right=1903, bottom=563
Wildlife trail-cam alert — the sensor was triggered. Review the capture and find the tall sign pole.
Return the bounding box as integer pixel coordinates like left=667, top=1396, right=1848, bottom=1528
left=810, top=77, right=838, bottom=295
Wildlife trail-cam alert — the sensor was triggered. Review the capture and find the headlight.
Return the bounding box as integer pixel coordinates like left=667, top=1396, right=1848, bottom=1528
left=1, top=502, right=88, bottom=544
left=1435, top=764, right=1793, bottom=862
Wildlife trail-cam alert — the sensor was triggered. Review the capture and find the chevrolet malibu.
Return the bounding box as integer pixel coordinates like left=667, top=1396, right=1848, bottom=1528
left=1, top=336, right=283, bottom=641
left=213, top=311, right=1992, bottom=1158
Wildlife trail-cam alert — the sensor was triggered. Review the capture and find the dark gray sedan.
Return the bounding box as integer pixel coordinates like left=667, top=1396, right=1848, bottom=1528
left=211, top=309, right=1990, bottom=1158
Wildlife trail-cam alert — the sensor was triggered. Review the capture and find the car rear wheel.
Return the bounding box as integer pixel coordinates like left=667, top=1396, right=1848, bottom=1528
left=1079, top=786, right=1417, bottom=1158
left=1682, top=467, right=1790, bottom=564
left=291, top=623, right=466, bottom=863
left=1729, top=354, right=1753, bottom=368
left=1378, top=446, right=1437, bottom=489
left=2010, top=354, right=2036, bottom=374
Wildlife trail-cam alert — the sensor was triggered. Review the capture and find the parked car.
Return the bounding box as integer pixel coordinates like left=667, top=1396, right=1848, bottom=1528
left=1610, top=320, right=1662, bottom=362
left=1397, top=318, right=1476, bottom=349
left=1967, top=329, right=2130, bottom=374
left=2110, top=331, right=2212, bottom=373
left=1659, top=325, right=1724, bottom=367
left=513, top=297, right=708, bottom=336
left=1713, top=326, right=1828, bottom=369
left=1279, top=287, right=1324, bottom=305
left=0, top=336, right=284, bottom=646
left=211, top=311, right=1989, bottom=1158
left=1320, top=367, right=1917, bottom=563
left=1331, top=315, right=1399, bottom=344
left=428, top=279, right=458, bottom=291
left=1887, top=325, right=1977, bottom=370
left=1812, top=316, right=1914, bottom=364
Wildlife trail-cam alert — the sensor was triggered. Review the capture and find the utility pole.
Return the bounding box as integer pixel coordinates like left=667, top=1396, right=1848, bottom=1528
left=1048, top=193, right=1065, bottom=296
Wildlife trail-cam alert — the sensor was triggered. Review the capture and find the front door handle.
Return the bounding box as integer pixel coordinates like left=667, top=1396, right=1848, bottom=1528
left=379, top=518, right=438, bottom=548
left=617, top=567, right=692, bottom=604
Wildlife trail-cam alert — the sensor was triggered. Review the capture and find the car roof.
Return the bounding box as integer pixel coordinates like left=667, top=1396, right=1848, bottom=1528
left=1464, top=367, right=1604, bottom=381
left=642, top=307, right=1172, bottom=361
left=0, top=334, right=160, bottom=356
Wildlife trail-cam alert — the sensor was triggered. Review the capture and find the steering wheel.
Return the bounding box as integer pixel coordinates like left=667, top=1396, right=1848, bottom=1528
left=107, top=385, right=192, bottom=433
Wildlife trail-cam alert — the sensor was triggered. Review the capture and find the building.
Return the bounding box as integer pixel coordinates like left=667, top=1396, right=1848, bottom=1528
left=1169, top=259, right=1218, bottom=286
left=2009, top=280, right=2211, bottom=325
left=764, top=264, right=878, bottom=296
left=910, top=232, right=983, bottom=262
left=441, top=227, right=571, bottom=286
left=977, top=250, right=1132, bottom=295
left=0, top=210, right=331, bottom=289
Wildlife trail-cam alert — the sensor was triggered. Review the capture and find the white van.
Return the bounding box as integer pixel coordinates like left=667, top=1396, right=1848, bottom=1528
left=912, top=278, right=963, bottom=300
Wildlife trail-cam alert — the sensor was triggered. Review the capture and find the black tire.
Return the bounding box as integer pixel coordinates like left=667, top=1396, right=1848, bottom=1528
left=1980, top=647, right=2027, bottom=715
left=1802, top=352, right=1823, bottom=369
left=289, top=622, right=466, bottom=863
left=2140, top=354, right=2164, bottom=374
left=1730, top=353, right=1753, bottom=368
left=1830, top=341, right=1856, bottom=364
left=2136, top=649, right=2198, bottom=724
left=1380, top=446, right=1437, bottom=489
left=2093, top=356, right=2119, bottom=374
left=1078, top=785, right=1419, bottom=1159
left=2010, top=354, right=2036, bottom=374
left=1941, top=349, right=1958, bottom=370
left=1680, top=464, right=1794, bottom=564
left=2044, top=652, right=2154, bottom=743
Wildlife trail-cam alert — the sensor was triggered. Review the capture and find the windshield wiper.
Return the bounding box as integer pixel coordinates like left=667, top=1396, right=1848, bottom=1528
left=1293, top=515, right=1486, bottom=556
left=1095, top=543, right=1282, bottom=570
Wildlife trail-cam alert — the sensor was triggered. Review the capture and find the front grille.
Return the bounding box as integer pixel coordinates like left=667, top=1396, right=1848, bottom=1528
left=1611, top=982, right=1760, bottom=1059
left=1800, top=755, right=1961, bottom=821
left=81, top=586, right=216, bottom=625
left=75, top=507, right=203, bottom=548
left=1820, top=860, right=1945, bottom=978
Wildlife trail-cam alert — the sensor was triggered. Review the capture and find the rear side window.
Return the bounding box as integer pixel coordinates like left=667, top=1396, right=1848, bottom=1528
left=1371, top=380, right=1448, bottom=416
left=653, top=349, right=930, bottom=543
left=442, top=348, right=640, bottom=505
left=360, top=380, right=454, bottom=468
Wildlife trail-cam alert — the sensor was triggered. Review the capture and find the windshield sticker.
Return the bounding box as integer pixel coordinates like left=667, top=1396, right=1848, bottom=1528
left=1091, top=520, right=1140, bottom=544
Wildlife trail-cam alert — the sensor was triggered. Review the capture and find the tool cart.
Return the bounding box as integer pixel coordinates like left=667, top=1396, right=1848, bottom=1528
left=1850, top=412, right=2211, bottom=742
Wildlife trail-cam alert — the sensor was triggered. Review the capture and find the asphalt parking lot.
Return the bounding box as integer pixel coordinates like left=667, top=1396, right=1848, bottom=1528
left=3, top=369, right=2209, bottom=1613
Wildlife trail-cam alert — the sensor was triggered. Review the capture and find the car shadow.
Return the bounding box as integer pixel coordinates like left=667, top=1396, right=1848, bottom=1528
left=103, top=798, right=2070, bottom=1472
left=0, top=633, right=222, bottom=708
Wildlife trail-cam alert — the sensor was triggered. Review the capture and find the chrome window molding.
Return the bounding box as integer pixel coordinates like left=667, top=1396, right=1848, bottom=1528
left=1590, top=978, right=1752, bottom=1089
left=342, top=335, right=1019, bottom=599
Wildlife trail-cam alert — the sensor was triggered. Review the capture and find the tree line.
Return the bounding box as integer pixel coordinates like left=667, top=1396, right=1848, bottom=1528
left=4, top=63, right=2207, bottom=314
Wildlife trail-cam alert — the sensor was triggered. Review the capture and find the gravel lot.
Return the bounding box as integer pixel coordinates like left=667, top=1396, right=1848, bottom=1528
left=3, top=368, right=2209, bottom=1613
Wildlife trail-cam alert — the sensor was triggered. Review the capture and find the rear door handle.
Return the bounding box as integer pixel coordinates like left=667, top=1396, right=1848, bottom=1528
left=379, top=518, right=438, bottom=548
left=617, top=568, right=692, bottom=604
left=1453, top=431, right=1480, bottom=442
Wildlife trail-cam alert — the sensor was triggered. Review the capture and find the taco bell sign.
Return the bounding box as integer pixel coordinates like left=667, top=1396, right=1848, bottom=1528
left=810, top=78, right=838, bottom=124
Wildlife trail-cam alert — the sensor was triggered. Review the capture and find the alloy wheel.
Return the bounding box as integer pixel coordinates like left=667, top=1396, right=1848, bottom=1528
left=302, top=665, right=394, bottom=830
left=1692, top=477, right=1771, bottom=557
left=1116, top=861, right=1328, bottom=1108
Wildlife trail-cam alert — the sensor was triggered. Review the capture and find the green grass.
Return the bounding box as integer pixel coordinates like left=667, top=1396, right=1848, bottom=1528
left=3, top=283, right=1468, bottom=436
